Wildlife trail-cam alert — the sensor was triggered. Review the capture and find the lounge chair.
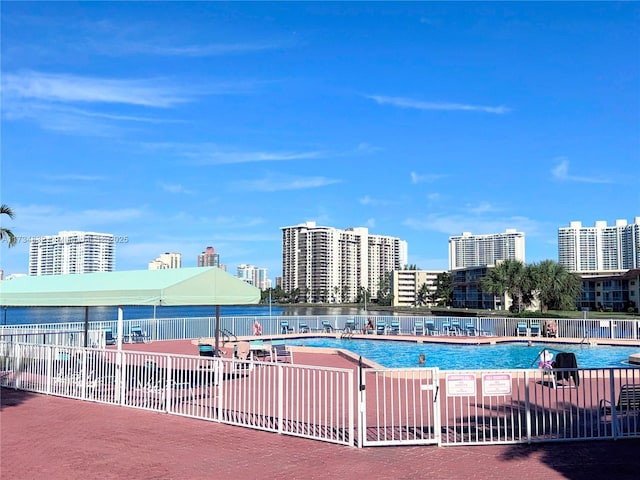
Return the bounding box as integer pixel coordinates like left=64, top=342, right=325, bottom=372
left=465, top=323, right=477, bottom=336
left=249, top=339, right=270, bottom=361
left=538, top=350, right=579, bottom=388
left=516, top=322, right=528, bottom=336
left=198, top=344, right=215, bottom=357
left=130, top=326, right=149, bottom=343
left=389, top=321, right=400, bottom=335
left=425, top=321, right=437, bottom=336
left=530, top=322, right=541, bottom=337
left=600, top=384, right=640, bottom=417
left=440, top=321, right=451, bottom=335
left=375, top=320, right=387, bottom=335
left=298, top=322, right=309, bottom=333
left=450, top=320, right=461, bottom=335
left=414, top=320, right=424, bottom=336
left=103, top=327, right=116, bottom=346
left=280, top=321, right=294, bottom=334
left=322, top=320, right=334, bottom=333
left=271, top=339, right=293, bottom=363
left=343, top=318, right=357, bottom=333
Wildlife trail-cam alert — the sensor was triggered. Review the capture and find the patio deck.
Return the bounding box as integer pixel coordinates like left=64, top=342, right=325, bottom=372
left=2, top=386, right=640, bottom=480
left=3, top=338, right=640, bottom=479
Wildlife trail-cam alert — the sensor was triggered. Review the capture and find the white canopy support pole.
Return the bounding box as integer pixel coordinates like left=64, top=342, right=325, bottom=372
left=214, top=305, right=221, bottom=356
left=84, top=306, right=89, bottom=347
left=115, top=305, right=124, bottom=402
left=117, top=306, right=124, bottom=351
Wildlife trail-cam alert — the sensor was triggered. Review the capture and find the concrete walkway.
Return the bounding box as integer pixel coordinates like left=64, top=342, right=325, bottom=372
left=2, top=387, right=640, bottom=480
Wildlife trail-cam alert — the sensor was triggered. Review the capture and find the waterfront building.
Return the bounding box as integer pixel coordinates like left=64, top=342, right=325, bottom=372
left=148, top=252, right=182, bottom=270
left=281, top=221, right=407, bottom=303
left=197, top=246, right=220, bottom=268
left=237, top=264, right=270, bottom=290
left=577, top=269, right=640, bottom=312
left=391, top=270, right=445, bottom=307
left=448, top=229, right=525, bottom=270
left=451, top=266, right=498, bottom=310
left=29, top=231, right=115, bottom=276
left=558, top=218, right=640, bottom=273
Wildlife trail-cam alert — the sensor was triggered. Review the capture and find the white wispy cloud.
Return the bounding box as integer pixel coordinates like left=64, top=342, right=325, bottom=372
left=142, top=142, right=324, bottom=165
left=467, top=201, right=498, bottom=214
left=10, top=204, right=145, bottom=239
left=551, top=157, right=612, bottom=184
left=45, top=174, right=107, bottom=181
left=3, top=71, right=191, bottom=107
left=410, top=171, right=448, bottom=184
left=122, top=42, right=285, bottom=57
left=403, top=213, right=542, bottom=237
left=232, top=174, right=341, bottom=192
left=159, top=183, right=194, bottom=194
left=359, top=195, right=394, bottom=206
left=367, top=95, right=510, bottom=114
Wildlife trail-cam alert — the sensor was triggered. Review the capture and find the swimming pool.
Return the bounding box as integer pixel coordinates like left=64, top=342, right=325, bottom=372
left=290, top=338, right=640, bottom=370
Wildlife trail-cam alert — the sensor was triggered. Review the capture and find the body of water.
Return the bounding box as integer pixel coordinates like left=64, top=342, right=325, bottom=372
left=289, top=338, right=640, bottom=370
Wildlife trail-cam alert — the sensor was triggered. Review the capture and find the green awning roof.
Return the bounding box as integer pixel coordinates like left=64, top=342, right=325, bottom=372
left=0, top=267, right=261, bottom=307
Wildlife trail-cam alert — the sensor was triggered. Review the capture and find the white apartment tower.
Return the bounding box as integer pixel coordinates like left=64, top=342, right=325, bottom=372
left=148, top=252, right=182, bottom=270
left=558, top=218, right=640, bottom=272
left=29, top=231, right=115, bottom=276
left=237, top=264, right=270, bottom=290
left=281, top=222, right=408, bottom=303
left=449, top=229, right=525, bottom=270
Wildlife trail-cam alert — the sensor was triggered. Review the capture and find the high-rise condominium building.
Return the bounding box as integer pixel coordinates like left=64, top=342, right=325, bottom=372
left=148, top=252, right=182, bottom=270
left=29, top=231, right=115, bottom=276
left=197, top=246, right=220, bottom=267
left=448, top=229, right=525, bottom=270
left=237, top=264, right=270, bottom=290
left=281, top=222, right=408, bottom=303
left=558, top=218, right=640, bottom=273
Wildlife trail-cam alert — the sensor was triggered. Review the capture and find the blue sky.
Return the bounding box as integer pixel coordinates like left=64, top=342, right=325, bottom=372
left=1, top=2, right=639, bottom=281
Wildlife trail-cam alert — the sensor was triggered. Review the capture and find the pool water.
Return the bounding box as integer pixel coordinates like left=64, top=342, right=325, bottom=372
left=289, top=338, right=640, bottom=370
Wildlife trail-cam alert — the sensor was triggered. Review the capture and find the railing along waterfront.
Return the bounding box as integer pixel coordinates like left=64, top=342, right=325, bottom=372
left=2, top=315, right=639, bottom=343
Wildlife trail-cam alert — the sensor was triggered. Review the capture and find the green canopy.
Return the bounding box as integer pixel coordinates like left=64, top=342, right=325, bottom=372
left=0, top=267, right=261, bottom=307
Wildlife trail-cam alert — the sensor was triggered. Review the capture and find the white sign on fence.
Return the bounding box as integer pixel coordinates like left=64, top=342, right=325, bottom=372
left=482, top=373, right=512, bottom=396
left=446, top=373, right=476, bottom=396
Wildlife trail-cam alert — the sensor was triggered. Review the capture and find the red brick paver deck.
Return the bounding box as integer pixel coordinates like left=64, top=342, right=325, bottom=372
left=3, top=388, right=640, bottom=479
left=3, top=338, right=640, bottom=479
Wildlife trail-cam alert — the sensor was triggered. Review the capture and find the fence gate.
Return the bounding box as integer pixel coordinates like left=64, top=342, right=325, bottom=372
left=359, top=366, right=440, bottom=446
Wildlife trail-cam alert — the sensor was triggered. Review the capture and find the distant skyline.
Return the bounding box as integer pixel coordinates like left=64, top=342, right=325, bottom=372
left=1, top=2, right=639, bottom=281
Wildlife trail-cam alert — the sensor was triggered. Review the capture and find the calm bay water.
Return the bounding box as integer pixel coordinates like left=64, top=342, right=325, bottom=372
left=1, top=305, right=391, bottom=325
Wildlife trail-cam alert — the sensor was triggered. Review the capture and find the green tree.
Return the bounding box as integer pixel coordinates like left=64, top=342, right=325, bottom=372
left=376, top=272, right=394, bottom=306
left=479, top=260, right=535, bottom=313
left=432, top=272, right=453, bottom=306
left=531, top=260, right=582, bottom=312
left=0, top=204, right=16, bottom=247
left=415, top=282, right=429, bottom=306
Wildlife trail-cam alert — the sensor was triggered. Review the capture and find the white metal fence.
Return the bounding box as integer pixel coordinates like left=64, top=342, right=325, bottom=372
left=0, top=342, right=354, bottom=446
left=3, top=315, right=640, bottom=345
left=2, top=340, right=638, bottom=448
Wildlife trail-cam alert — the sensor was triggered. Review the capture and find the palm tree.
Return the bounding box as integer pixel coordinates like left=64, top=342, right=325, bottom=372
left=480, top=260, right=535, bottom=313
left=432, top=272, right=453, bottom=306
left=0, top=204, right=16, bottom=247
left=415, top=282, right=429, bottom=307
left=531, top=260, right=582, bottom=312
